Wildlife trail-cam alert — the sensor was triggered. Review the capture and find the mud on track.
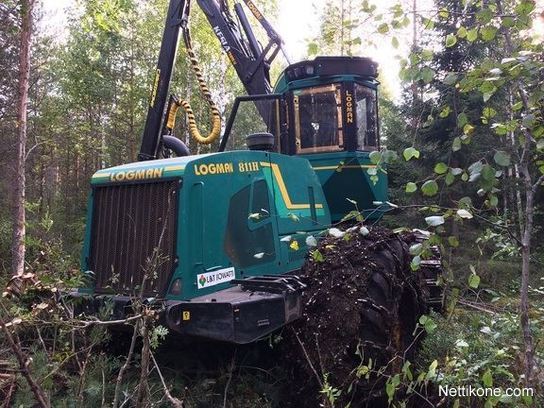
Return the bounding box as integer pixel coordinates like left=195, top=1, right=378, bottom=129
left=282, top=226, right=429, bottom=408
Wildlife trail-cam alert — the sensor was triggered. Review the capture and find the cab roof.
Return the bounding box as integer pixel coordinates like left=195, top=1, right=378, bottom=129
left=274, top=56, right=379, bottom=94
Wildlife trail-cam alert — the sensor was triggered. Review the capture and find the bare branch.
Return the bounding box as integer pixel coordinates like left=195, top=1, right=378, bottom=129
left=24, top=140, right=45, bottom=161
left=458, top=299, right=497, bottom=315
left=291, top=327, right=323, bottom=388
left=150, top=352, right=183, bottom=408
left=112, top=320, right=140, bottom=408
left=0, top=318, right=49, bottom=407
left=222, top=352, right=236, bottom=408
left=532, top=174, right=544, bottom=193
left=75, top=314, right=143, bottom=328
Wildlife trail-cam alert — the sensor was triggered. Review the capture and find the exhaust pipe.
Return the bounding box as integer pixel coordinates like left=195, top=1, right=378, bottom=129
left=162, top=135, right=191, bottom=157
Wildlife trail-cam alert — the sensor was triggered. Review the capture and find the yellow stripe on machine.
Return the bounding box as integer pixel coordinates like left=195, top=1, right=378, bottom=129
left=260, top=162, right=323, bottom=210
left=92, top=173, right=111, bottom=179
left=165, top=165, right=185, bottom=172
left=312, top=164, right=378, bottom=171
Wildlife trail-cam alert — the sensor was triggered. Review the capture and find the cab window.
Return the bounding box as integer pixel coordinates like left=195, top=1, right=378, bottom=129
left=294, top=84, right=343, bottom=153
left=355, top=84, right=378, bottom=150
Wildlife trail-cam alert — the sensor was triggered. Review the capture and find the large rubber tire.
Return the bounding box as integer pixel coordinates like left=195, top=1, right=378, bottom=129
left=284, top=228, right=430, bottom=408
left=355, top=238, right=428, bottom=401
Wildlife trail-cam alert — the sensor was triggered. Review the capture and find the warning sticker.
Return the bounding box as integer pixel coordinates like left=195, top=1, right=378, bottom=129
left=197, top=267, right=235, bottom=289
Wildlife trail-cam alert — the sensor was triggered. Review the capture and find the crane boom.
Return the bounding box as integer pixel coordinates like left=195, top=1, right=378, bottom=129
left=138, top=0, right=284, bottom=161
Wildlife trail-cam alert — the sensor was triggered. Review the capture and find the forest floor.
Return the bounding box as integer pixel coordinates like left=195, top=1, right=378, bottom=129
left=1, top=226, right=543, bottom=407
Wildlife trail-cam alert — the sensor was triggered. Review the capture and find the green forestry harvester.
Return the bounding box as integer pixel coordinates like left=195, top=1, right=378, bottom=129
left=78, top=0, right=443, bottom=354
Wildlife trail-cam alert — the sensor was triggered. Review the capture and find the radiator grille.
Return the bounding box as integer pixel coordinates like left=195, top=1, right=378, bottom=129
left=89, top=179, right=179, bottom=297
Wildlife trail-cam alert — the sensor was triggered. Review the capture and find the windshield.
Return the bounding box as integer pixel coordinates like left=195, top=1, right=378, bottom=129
left=294, top=84, right=343, bottom=153
left=293, top=82, right=379, bottom=154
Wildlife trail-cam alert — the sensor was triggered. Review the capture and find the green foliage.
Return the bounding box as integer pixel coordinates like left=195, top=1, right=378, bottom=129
left=477, top=226, right=520, bottom=260
left=434, top=162, right=448, bottom=174
left=311, top=249, right=325, bottom=262
left=320, top=373, right=342, bottom=405
left=416, top=307, right=544, bottom=407
left=369, top=294, right=544, bottom=406
left=150, top=325, right=169, bottom=349
left=418, top=314, right=438, bottom=334
left=1, top=0, right=543, bottom=406
left=493, top=151, right=511, bottom=167
left=445, top=33, right=457, bottom=47
left=0, top=215, right=12, bottom=271
left=307, top=0, right=362, bottom=56
left=421, top=180, right=439, bottom=196
left=405, top=182, right=417, bottom=193
left=403, top=147, right=420, bottom=161
left=468, top=270, right=481, bottom=289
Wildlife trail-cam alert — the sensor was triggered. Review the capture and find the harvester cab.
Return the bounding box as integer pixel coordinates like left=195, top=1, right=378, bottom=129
left=220, top=55, right=387, bottom=223
left=78, top=0, right=411, bottom=345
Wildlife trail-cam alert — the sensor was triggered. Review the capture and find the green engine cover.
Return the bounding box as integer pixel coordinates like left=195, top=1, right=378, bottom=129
left=82, top=151, right=330, bottom=300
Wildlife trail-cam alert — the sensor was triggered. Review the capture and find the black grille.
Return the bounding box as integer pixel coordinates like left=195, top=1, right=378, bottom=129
left=89, top=179, right=179, bottom=297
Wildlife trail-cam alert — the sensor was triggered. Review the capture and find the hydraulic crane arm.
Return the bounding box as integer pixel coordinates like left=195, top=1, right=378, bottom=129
left=138, top=0, right=285, bottom=161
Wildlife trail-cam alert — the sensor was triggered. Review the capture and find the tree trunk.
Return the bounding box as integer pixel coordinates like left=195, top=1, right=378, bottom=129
left=339, top=0, right=344, bottom=55
left=494, top=0, right=536, bottom=385
left=520, top=165, right=535, bottom=385
left=11, top=0, right=35, bottom=277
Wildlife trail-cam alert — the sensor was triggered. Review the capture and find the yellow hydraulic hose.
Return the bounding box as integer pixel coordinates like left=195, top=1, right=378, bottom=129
left=166, top=10, right=221, bottom=145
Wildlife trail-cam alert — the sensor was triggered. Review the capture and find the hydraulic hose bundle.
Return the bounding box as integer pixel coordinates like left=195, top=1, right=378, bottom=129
left=165, top=0, right=221, bottom=145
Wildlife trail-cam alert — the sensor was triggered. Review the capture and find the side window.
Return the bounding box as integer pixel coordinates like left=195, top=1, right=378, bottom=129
left=222, top=97, right=282, bottom=152
left=223, top=180, right=275, bottom=267
left=355, top=84, right=378, bottom=150
left=295, top=84, right=343, bottom=153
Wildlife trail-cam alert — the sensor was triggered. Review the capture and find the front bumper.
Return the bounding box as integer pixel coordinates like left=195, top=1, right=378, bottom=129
left=71, top=275, right=305, bottom=344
